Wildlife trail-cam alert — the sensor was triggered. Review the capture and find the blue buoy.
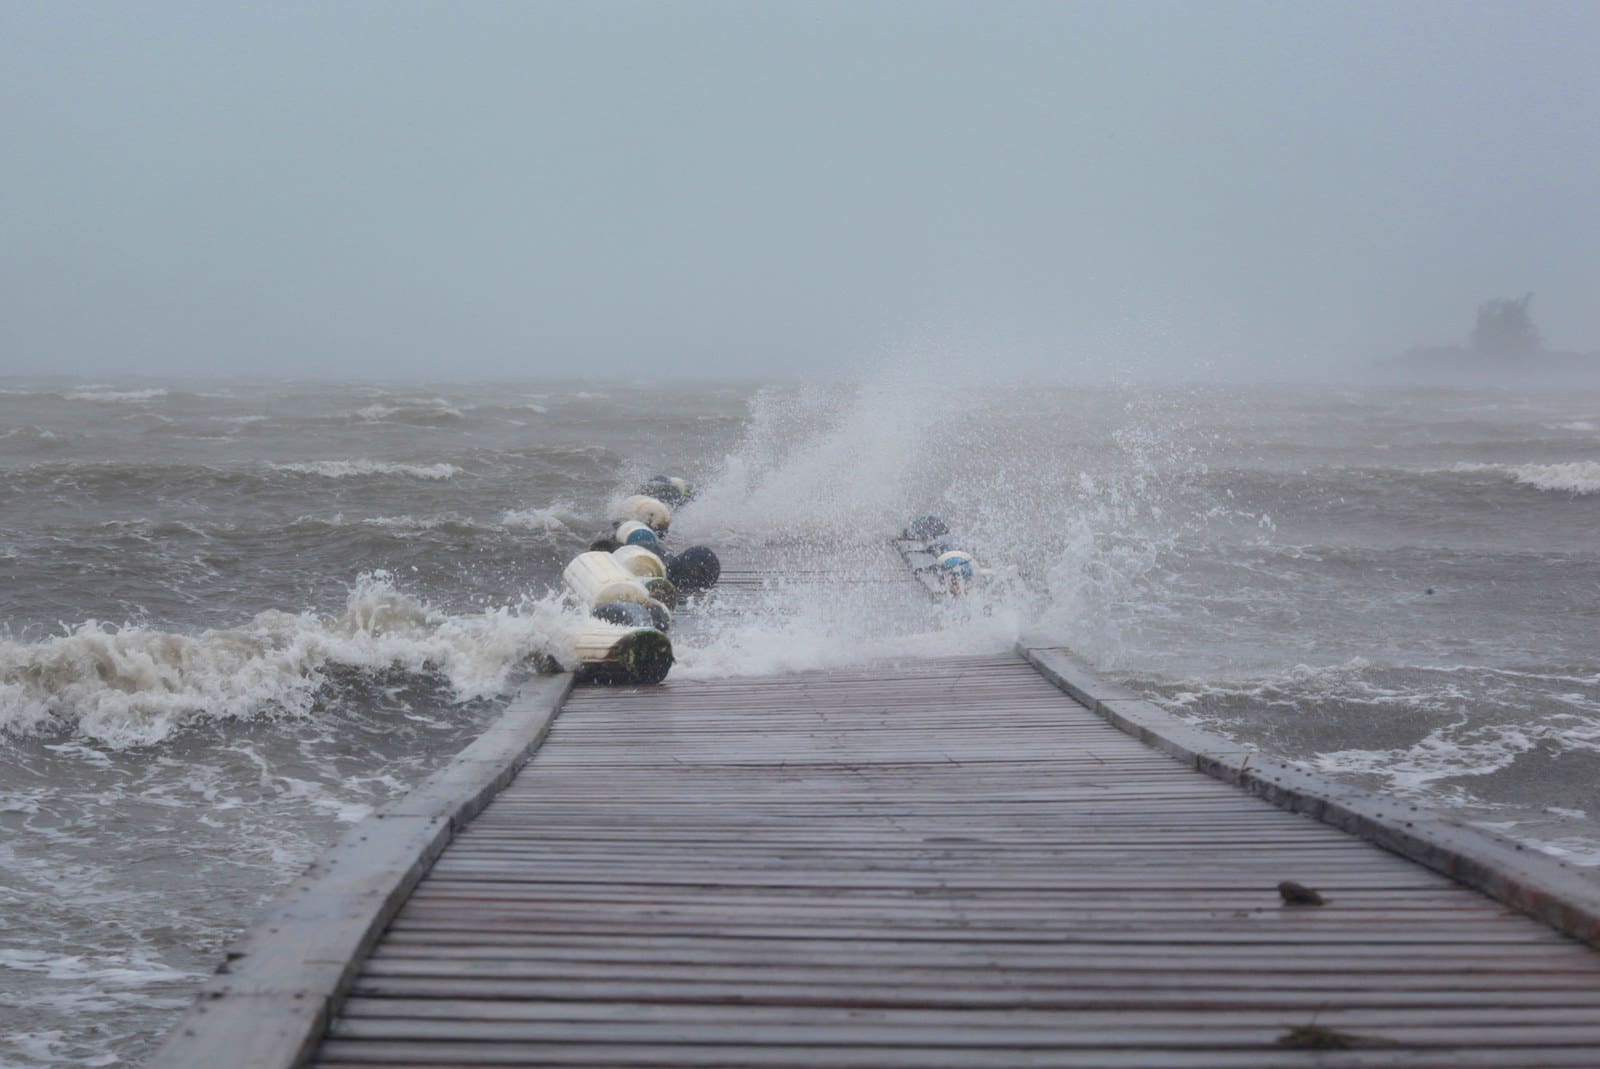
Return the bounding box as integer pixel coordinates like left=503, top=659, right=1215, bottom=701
left=622, top=526, right=661, bottom=551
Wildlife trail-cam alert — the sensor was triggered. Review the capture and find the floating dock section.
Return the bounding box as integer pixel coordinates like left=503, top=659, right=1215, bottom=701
left=155, top=545, right=1600, bottom=1068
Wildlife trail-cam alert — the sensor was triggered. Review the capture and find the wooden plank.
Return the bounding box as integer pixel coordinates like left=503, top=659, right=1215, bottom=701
left=315, top=1049, right=1600, bottom=1069
left=315, top=1045, right=1600, bottom=1068
left=345, top=974, right=1600, bottom=1008
left=335, top=998, right=1600, bottom=1028
left=323, top=1015, right=1600, bottom=1047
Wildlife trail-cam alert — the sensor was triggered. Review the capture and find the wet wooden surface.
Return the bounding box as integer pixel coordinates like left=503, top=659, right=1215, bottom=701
left=312, top=654, right=1600, bottom=1068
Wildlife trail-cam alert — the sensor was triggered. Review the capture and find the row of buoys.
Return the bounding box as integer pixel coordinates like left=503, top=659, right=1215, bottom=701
left=902, top=513, right=991, bottom=595
left=561, top=475, right=722, bottom=685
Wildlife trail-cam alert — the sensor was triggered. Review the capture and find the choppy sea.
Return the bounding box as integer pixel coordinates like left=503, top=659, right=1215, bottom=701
left=2, top=371, right=1598, bottom=1065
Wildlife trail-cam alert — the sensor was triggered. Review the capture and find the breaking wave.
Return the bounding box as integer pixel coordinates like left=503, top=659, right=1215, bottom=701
left=353, top=402, right=466, bottom=425
left=270, top=460, right=462, bottom=480
left=62, top=386, right=169, bottom=404
left=0, top=575, right=579, bottom=748
left=1452, top=461, right=1600, bottom=495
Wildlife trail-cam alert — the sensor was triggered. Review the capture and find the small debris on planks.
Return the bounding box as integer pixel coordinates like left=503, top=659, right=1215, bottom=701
left=1278, top=1024, right=1399, bottom=1050
left=1277, top=880, right=1325, bottom=906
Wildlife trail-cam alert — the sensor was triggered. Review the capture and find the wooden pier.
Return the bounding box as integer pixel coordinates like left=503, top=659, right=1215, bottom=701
left=154, top=546, right=1600, bottom=1068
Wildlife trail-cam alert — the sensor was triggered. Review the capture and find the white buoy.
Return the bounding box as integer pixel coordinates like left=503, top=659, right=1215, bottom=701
left=563, top=551, right=659, bottom=609
left=615, top=520, right=660, bottom=549
left=573, top=623, right=674, bottom=685
left=613, top=544, right=666, bottom=579
left=614, top=494, right=672, bottom=533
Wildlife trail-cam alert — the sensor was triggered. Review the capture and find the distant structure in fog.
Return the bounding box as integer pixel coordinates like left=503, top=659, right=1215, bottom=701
left=1379, top=294, right=1599, bottom=385
left=1469, top=294, right=1541, bottom=357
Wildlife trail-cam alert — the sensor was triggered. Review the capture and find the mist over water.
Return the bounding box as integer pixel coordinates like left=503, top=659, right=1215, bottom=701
left=3, top=372, right=1600, bottom=1064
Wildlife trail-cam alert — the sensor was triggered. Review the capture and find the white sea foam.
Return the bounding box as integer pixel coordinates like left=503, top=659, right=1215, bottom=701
left=354, top=401, right=465, bottom=423
left=272, top=460, right=462, bottom=480
left=501, top=503, right=584, bottom=532
left=360, top=514, right=476, bottom=533
left=1503, top=461, right=1600, bottom=494
left=63, top=387, right=168, bottom=403
left=1452, top=460, right=1600, bottom=494
left=0, top=575, right=582, bottom=747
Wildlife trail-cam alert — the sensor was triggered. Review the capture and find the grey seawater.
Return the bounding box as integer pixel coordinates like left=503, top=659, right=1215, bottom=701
left=2, top=374, right=1598, bottom=1065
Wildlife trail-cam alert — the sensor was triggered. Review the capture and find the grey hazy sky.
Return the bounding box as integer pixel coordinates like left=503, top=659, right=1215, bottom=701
left=3, top=1, right=1597, bottom=380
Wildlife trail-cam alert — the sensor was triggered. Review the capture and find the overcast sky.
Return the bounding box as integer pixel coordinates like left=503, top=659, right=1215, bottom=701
left=2, top=1, right=1597, bottom=381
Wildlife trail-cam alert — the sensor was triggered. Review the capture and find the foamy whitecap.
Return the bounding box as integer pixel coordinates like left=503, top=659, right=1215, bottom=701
left=271, top=460, right=462, bottom=480
left=501, top=503, right=584, bottom=532
left=0, top=575, right=581, bottom=747
left=1310, top=705, right=1600, bottom=801
left=1504, top=462, right=1600, bottom=495
left=1450, top=460, right=1600, bottom=494
left=353, top=402, right=464, bottom=424
left=63, top=387, right=169, bottom=404
left=363, top=514, right=483, bottom=532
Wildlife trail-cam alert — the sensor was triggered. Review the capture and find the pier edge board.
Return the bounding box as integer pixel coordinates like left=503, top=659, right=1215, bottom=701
left=1016, top=637, right=1600, bottom=950
left=147, top=672, right=576, bottom=1069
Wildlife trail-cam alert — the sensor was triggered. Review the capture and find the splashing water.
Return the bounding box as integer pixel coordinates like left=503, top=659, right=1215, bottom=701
left=0, top=574, right=583, bottom=748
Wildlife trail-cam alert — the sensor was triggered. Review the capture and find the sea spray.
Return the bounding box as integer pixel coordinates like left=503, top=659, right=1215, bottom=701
left=669, top=374, right=1231, bottom=676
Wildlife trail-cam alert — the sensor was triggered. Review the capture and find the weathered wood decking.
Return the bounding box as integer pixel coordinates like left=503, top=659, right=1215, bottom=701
left=300, top=654, right=1600, bottom=1067
left=152, top=541, right=1600, bottom=1067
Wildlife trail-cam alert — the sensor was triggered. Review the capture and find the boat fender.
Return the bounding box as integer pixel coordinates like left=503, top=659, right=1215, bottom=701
left=642, top=575, right=679, bottom=609
left=641, top=475, right=686, bottom=508
left=590, top=601, right=654, bottom=628
left=563, top=551, right=658, bottom=608
left=642, top=598, right=672, bottom=632
left=615, top=495, right=672, bottom=533
left=574, top=624, right=674, bottom=685
left=615, top=521, right=661, bottom=550
left=667, top=545, right=721, bottom=595
left=613, top=544, right=667, bottom=579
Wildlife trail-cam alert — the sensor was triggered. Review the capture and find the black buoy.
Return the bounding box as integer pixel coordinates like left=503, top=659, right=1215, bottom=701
left=642, top=575, right=679, bottom=609
left=591, top=601, right=653, bottom=628
left=643, top=600, right=673, bottom=632
left=575, top=628, right=675, bottom=685
left=667, top=545, right=721, bottom=595
left=641, top=475, right=686, bottom=508
left=907, top=514, right=949, bottom=540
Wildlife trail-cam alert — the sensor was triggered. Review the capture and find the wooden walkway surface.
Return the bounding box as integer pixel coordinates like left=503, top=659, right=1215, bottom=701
left=310, top=654, right=1600, bottom=1068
